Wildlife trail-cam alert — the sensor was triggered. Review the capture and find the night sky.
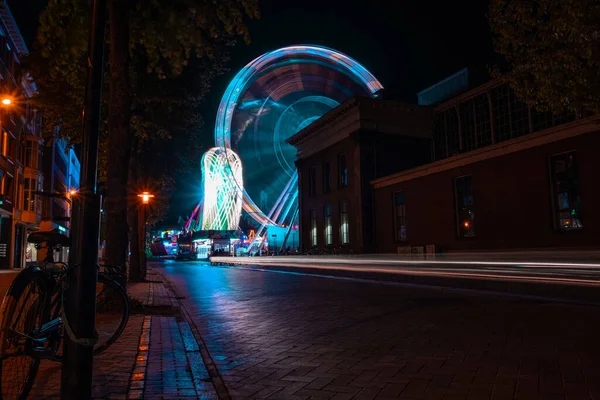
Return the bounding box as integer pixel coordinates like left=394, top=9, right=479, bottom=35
left=10, top=0, right=495, bottom=225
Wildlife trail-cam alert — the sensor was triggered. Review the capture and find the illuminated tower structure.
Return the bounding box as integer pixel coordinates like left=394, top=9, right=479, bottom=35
left=200, top=147, right=243, bottom=230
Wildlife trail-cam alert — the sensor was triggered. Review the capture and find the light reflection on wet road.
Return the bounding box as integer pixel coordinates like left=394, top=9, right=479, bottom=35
left=157, top=261, right=600, bottom=399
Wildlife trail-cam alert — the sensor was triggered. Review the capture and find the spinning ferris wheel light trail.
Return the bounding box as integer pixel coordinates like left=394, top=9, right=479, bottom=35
left=187, top=45, right=383, bottom=245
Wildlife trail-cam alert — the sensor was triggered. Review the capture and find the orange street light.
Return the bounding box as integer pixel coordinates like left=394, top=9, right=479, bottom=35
left=69, top=189, right=77, bottom=196
left=137, top=191, right=154, bottom=204
left=1, top=98, right=11, bottom=106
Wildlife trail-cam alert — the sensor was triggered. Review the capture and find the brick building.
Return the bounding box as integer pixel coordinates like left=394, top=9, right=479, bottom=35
left=290, top=70, right=600, bottom=254
left=373, top=72, right=600, bottom=253
left=287, top=97, right=433, bottom=253
left=0, top=2, right=44, bottom=268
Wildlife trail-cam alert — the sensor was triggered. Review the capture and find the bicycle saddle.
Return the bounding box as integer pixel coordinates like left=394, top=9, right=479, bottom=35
left=27, top=229, right=71, bottom=247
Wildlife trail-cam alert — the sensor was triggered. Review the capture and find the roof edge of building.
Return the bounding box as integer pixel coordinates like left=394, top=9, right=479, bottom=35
left=371, top=114, right=600, bottom=189
left=0, top=1, right=29, bottom=55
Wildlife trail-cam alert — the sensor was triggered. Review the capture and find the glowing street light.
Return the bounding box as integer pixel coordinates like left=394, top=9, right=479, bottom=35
left=138, top=191, right=154, bottom=204
left=1, top=98, right=11, bottom=106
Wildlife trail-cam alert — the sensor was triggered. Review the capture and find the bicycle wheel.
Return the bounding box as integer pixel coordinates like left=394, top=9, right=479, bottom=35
left=94, top=274, right=129, bottom=356
left=0, top=269, right=51, bottom=400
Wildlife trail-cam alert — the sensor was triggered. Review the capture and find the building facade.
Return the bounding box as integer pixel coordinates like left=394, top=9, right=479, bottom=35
left=0, top=2, right=44, bottom=268
left=372, top=75, right=600, bottom=253
left=291, top=70, right=600, bottom=254
left=287, top=97, right=433, bottom=253
left=38, top=138, right=80, bottom=263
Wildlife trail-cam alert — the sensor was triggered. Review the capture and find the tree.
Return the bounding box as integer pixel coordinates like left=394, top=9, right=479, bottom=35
left=27, top=0, right=259, bottom=275
left=489, top=0, right=600, bottom=114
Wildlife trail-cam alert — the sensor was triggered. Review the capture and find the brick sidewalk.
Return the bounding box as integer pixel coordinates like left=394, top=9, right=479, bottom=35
left=0, top=268, right=218, bottom=399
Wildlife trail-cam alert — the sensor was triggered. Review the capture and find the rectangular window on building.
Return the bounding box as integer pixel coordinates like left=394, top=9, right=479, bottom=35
left=474, top=94, right=492, bottom=147
left=23, top=178, right=29, bottom=211
left=1, top=129, right=7, bottom=157
left=3, top=174, right=13, bottom=202
left=446, top=108, right=460, bottom=156
left=338, top=153, right=348, bottom=188
left=24, top=141, right=34, bottom=168
left=324, top=204, right=332, bottom=245
left=459, top=100, right=476, bottom=151
left=455, top=175, right=475, bottom=237
left=323, top=161, right=331, bottom=193
left=340, top=201, right=349, bottom=244
left=308, top=165, right=317, bottom=197
left=492, top=84, right=511, bottom=142
left=393, top=191, right=407, bottom=242
left=310, top=208, right=317, bottom=246
left=550, top=151, right=583, bottom=231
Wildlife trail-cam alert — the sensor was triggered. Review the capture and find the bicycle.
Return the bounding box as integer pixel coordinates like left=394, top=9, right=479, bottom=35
left=0, top=229, right=129, bottom=400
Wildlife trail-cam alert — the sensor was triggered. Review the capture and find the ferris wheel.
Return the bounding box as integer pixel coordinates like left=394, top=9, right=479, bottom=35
left=188, top=45, right=383, bottom=244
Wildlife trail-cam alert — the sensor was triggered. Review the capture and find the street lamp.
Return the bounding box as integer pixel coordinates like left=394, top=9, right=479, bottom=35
left=137, top=191, right=154, bottom=261
left=1, top=98, right=11, bottom=106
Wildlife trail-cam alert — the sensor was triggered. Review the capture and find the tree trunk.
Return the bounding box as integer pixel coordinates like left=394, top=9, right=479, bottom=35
left=105, top=0, right=132, bottom=270
left=127, top=150, right=144, bottom=281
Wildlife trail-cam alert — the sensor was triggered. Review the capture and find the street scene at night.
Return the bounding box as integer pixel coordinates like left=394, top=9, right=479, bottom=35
left=0, top=0, right=599, bottom=399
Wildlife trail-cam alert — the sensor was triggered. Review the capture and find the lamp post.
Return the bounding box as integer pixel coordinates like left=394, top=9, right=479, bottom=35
left=137, top=191, right=153, bottom=275
left=61, top=0, right=106, bottom=397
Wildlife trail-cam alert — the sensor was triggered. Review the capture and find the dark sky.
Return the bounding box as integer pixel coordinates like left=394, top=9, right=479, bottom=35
left=10, top=0, right=495, bottom=224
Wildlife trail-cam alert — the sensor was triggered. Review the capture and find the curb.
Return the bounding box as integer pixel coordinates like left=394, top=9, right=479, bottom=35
left=152, top=269, right=230, bottom=400
left=127, top=315, right=151, bottom=400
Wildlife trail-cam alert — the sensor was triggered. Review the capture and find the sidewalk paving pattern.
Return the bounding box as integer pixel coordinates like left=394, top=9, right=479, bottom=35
left=0, top=269, right=218, bottom=400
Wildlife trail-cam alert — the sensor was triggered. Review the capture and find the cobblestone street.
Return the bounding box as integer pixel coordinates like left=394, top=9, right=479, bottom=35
left=157, top=261, right=600, bottom=400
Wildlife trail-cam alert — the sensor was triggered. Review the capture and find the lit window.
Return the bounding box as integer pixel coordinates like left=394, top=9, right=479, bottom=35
left=551, top=152, right=583, bottom=231
left=1, top=129, right=7, bottom=157
left=393, top=191, right=406, bottom=242
left=340, top=201, right=349, bottom=244
left=310, top=208, right=317, bottom=246
left=455, top=175, right=475, bottom=237
left=324, top=204, right=332, bottom=245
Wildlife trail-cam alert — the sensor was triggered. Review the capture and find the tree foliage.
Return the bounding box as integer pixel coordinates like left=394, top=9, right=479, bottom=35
left=489, top=0, right=600, bottom=114
left=26, top=0, right=259, bottom=272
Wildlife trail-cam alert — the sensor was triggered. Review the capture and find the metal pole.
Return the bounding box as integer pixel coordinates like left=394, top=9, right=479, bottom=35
left=143, top=203, right=147, bottom=274
left=61, top=0, right=106, bottom=398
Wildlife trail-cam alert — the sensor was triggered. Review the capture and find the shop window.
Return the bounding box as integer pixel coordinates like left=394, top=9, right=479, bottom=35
left=550, top=152, right=583, bottom=231
left=308, top=165, right=317, bottom=197
left=338, top=153, right=348, bottom=188
left=324, top=204, right=332, bottom=245
left=455, top=175, right=475, bottom=237
left=323, top=161, right=331, bottom=193
left=393, top=191, right=406, bottom=242
left=340, top=201, right=349, bottom=244
left=310, top=208, right=317, bottom=246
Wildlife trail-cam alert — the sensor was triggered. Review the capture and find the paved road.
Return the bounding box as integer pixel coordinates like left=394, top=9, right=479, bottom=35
left=156, top=261, right=600, bottom=400
left=210, top=256, right=600, bottom=287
